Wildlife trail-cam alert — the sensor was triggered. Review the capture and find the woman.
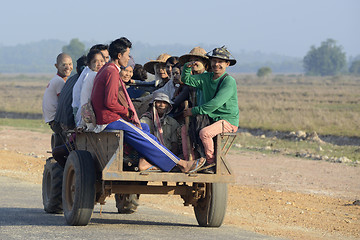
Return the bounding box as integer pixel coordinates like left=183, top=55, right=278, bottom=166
left=76, top=49, right=106, bottom=129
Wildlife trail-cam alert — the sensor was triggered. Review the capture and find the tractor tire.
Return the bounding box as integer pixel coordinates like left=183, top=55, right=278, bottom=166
left=62, top=150, right=95, bottom=226
left=194, top=183, right=228, bottom=227
left=42, top=157, right=63, bottom=213
left=115, top=194, right=139, bottom=214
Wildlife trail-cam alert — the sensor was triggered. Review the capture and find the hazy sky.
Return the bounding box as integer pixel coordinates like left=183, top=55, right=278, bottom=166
left=1, top=0, right=359, bottom=57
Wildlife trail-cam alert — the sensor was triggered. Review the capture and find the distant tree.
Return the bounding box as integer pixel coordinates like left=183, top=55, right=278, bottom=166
left=349, top=60, right=360, bottom=75
left=257, top=66, right=272, bottom=77
left=62, top=38, right=86, bottom=64
left=303, top=39, right=346, bottom=76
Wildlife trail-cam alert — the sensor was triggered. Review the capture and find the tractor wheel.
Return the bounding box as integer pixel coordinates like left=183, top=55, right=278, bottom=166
left=42, top=157, right=63, bottom=213
left=115, top=194, right=139, bottom=214
left=194, top=183, right=228, bottom=227
left=62, top=150, right=95, bottom=226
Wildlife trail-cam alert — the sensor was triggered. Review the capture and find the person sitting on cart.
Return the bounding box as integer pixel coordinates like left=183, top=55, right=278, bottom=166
left=140, top=92, right=180, bottom=155
left=90, top=37, right=205, bottom=173
left=182, top=46, right=239, bottom=173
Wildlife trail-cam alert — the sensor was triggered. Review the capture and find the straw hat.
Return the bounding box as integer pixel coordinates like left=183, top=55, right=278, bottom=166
left=144, top=53, right=171, bottom=75
left=206, top=46, right=236, bottom=66
left=178, top=47, right=209, bottom=66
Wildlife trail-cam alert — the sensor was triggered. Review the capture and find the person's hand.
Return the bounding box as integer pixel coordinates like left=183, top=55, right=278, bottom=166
left=184, top=108, right=193, bottom=117
left=186, top=61, right=196, bottom=68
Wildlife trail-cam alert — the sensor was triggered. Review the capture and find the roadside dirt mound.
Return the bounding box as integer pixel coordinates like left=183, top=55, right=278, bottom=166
left=0, top=127, right=359, bottom=240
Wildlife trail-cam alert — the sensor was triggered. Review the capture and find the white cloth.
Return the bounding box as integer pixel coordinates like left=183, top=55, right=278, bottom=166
left=72, top=66, right=91, bottom=110
left=75, top=70, right=98, bottom=128
left=42, top=75, right=66, bottom=123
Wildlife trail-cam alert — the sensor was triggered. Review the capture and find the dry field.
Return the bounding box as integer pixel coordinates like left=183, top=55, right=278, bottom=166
left=235, top=74, right=360, bottom=137
left=1, top=73, right=360, bottom=137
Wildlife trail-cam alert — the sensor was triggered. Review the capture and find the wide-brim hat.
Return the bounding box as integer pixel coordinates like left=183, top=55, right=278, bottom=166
left=144, top=53, right=171, bottom=75
left=206, top=46, right=236, bottom=66
left=178, top=47, right=209, bottom=66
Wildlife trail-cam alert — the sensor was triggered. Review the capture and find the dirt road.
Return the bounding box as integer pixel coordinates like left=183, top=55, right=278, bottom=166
left=0, top=127, right=359, bottom=240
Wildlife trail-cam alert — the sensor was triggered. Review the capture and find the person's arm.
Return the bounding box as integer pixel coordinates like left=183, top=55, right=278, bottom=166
left=191, top=76, right=236, bottom=115
left=103, top=71, right=128, bottom=118
left=181, top=63, right=203, bottom=88
left=171, top=85, right=189, bottom=109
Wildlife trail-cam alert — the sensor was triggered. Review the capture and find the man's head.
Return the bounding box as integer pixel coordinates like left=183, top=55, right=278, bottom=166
left=152, top=92, right=172, bottom=117
left=55, top=53, right=73, bottom=79
left=171, top=62, right=182, bottom=85
left=76, top=55, right=87, bottom=75
left=109, top=37, right=132, bottom=68
left=206, top=46, right=236, bottom=76
left=179, top=47, right=209, bottom=74
left=90, top=44, right=110, bottom=62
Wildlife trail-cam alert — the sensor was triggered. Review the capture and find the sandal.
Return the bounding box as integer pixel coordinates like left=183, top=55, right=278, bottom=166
left=140, top=165, right=162, bottom=172
left=188, top=157, right=206, bottom=173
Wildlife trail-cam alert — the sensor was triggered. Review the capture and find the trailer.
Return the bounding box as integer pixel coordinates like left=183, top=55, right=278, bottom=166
left=42, top=130, right=237, bottom=227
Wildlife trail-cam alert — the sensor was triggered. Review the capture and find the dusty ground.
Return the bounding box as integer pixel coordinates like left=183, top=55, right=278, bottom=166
left=0, top=127, right=359, bottom=240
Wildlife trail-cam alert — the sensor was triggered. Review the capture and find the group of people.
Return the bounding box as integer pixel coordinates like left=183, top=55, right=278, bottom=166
left=42, top=37, right=239, bottom=174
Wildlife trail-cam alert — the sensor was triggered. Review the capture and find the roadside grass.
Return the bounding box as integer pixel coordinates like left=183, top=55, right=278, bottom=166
left=230, top=133, right=360, bottom=163
left=0, top=119, right=51, bottom=133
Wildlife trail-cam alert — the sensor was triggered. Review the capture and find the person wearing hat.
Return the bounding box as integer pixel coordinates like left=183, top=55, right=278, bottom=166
left=135, top=53, right=178, bottom=116
left=182, top=46, right=239, bottom=173
left=91, top=37, right=205, bottom=173
left=144, top=53, right=171, bottom=88
left=140, top=92, right=180, bottom=155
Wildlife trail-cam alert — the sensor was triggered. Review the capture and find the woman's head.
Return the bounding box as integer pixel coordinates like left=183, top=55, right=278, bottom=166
left=87, top=49, right=105, bottom=72
left=120, top=66, right=133, bottom=83
left=155, top=63, right=168, bottom=80
left=120, top=56, right=135, bottom=83
left=165, top=56, right=179, bottom=77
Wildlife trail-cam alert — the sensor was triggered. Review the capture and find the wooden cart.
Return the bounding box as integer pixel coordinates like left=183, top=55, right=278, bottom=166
left=42, top=130, right=237, bottom=227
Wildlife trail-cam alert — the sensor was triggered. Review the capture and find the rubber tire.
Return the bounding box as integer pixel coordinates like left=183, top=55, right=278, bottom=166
left=115, top=194, right=139, bottom=214
left=194, top=183, right=228, bottom=227
left=42, top=157, right=63, bottom=213
left=51, top=133, right=64, bottom=150
left=62, top=150, right=95, bottom=226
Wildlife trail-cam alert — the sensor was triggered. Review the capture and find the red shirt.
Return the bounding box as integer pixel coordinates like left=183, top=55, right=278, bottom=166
left=91, top=62, right=128, bottom=125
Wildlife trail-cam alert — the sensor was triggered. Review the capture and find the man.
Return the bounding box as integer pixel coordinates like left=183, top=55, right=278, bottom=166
left=42, top=53, right=73, bottom=133
left=182, top=46, right=239, bottom=173
left=91, top=37, right=205, bottom=173
left=140, top=92, right=180, bottom=155
left=54, top=55, right=87, bottom=131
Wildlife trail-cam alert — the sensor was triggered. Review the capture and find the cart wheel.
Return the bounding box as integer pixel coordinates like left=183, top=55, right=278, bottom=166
left=42, top=157, right=63, bottom=213
left=115, top=194, right=139, bottom=214
left=194, top=183, right=228, bottom=227
left=62, top=150, right=95, bottom=226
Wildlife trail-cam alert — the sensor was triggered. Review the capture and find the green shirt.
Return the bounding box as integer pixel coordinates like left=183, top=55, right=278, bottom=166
left=181, top=64, right=239, bottom=126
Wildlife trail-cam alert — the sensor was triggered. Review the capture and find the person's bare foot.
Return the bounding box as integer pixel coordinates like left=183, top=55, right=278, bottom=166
left=177, top=157, right=206, bottom=173
left=138, top=158, right=154, bottom=171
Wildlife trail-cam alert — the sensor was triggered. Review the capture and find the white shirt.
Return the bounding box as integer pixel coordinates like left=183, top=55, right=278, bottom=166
left=75, top=70, right=98, bottom=127
left=72, top=66, right=91, bottom=110
left=42, top=74, right=66, bottom=123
